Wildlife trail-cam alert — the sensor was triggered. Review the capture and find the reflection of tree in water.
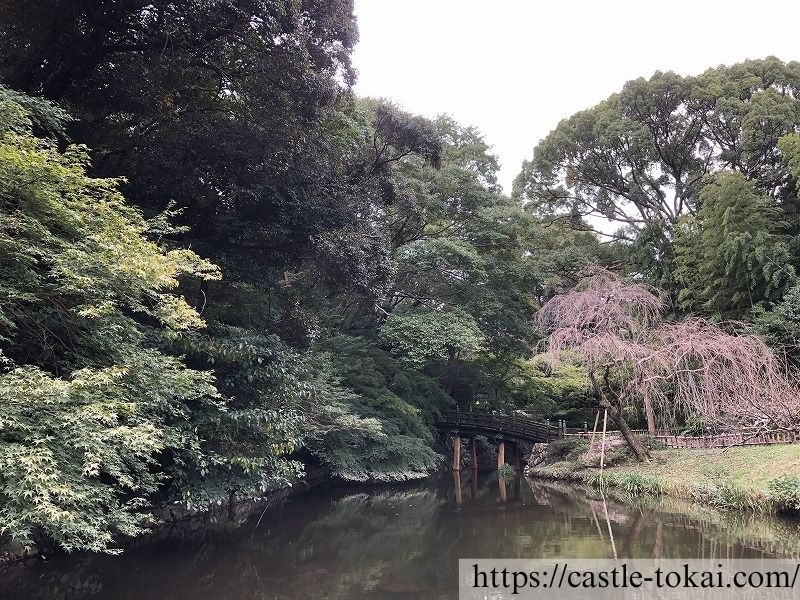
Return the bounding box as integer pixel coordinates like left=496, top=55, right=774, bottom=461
left=526, top=479, right=800, bottom=559
left=286, top=490, right=449, bottom=596
left=0, top=487, right=452, bottom=600
left=2, top=478, right=800, bottom=600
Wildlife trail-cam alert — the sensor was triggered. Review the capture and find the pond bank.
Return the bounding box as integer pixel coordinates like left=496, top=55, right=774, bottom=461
left=525, top=443, right=800, bottom=515
left=0, top=464, right=431, bottom=564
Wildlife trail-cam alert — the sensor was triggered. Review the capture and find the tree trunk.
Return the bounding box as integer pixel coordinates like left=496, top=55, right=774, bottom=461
left=590, top=370, right=651, bottom=462
left=607, top=402, right=651, bottom=462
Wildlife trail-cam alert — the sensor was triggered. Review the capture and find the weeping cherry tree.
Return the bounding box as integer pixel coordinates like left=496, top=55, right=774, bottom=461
left=536, top=267, right=800, bottom=462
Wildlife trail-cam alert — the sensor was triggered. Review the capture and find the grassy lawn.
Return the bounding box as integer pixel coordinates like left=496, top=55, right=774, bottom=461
left=622, top=445, right=800, bottom=489
left=527, top=444, right=800, bottom=513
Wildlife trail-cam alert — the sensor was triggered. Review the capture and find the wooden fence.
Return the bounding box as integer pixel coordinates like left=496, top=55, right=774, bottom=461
left=568, top=428, right=800, bottom=449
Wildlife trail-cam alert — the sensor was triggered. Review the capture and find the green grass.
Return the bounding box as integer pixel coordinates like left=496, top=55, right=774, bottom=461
left=587, top=472, right=665, bottom=494
left=528, top=444, right=800, bottom=515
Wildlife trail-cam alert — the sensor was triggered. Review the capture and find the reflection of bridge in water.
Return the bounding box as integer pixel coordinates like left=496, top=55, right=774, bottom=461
left=451, top=469, right=523, bottom=507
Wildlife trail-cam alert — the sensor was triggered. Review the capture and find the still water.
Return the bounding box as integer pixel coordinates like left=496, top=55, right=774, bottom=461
left=2, top=473, right=800, bottom=599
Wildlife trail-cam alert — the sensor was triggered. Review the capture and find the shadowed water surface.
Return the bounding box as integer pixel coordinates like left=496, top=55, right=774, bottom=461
left=2, top=473, right=799, bottom=599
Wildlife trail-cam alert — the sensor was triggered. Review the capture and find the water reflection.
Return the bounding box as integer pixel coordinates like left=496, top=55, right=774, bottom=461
left=2, top=474, right=799, bottom=600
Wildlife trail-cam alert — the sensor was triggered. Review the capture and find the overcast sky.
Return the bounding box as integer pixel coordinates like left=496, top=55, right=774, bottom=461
left=352, top=0, right=800, bottom=194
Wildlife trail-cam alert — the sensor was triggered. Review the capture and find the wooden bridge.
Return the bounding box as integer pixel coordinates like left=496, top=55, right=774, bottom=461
left=436, top=410, right=800, bottom=472
left=435, top=411, right=561, bottom=444
left=435, top=411, right=563, bottom=472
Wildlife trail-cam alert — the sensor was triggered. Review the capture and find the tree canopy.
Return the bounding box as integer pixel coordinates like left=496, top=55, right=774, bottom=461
left=2, top=3, right=800, bottom=556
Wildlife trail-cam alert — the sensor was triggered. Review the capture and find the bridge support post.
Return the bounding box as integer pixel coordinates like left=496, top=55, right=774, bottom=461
left=452, top=435, right=461, bottom=471
left=470, top=469, right=478, bottom=500
left=470, top=437, right=477, bottom=471
left=497, top=441, right=505, bottom=470
left=513, top=443, right=521, bottom=474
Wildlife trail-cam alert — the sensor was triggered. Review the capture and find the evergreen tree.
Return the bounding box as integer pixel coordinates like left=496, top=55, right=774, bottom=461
left=675, top=172, right=795, bottom=318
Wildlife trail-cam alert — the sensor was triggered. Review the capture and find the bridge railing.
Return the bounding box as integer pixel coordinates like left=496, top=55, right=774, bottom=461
left=436, top=412, right=558, bottom=442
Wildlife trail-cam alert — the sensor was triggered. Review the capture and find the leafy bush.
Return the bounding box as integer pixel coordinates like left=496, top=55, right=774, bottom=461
left=167, top=326, right=309, bottom=507
left=582, top=443, right=631, bottom=467
left=0, top=88, right=219, bottom=553
left=767, top=476, right=800, bottom=513
left=709, top=482, right=762, bottom=512
left=305, top=335, right=446, bottom=482
left=498, top=463, right=517, bottom=479
left=512, top=358, right=593, bottom=422
left=679, top=414, right=709, bottom=436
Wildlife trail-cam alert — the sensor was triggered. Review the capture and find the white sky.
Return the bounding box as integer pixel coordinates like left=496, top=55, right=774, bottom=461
left=352, top=0, right=800, bottom=195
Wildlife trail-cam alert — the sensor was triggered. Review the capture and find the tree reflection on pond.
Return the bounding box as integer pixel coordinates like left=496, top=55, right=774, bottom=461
left=2, top=474, right=799, bottom=600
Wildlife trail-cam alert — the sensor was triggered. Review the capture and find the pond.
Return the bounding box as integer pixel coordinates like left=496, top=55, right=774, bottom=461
left=2, top=472, right=799, bottom=599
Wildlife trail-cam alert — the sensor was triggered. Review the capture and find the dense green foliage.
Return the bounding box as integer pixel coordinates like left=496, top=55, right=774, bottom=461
left=2, top=1, right=799, bottom=556
left=674, top=171, right=795, bottom=317
left=0, top=87, right=220, bottom=551
left=0, top=2, right=604, bottom=554
left=514, top=57, right=800, bottom=302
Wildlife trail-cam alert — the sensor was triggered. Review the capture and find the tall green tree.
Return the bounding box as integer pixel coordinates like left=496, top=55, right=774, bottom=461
left=0, top=0, right=358, bottom=239
left=513, top=58, right=800, bottom=294
left=514, top=58, right=800, bottom=232
left=674, top=172, right=795, bottom=318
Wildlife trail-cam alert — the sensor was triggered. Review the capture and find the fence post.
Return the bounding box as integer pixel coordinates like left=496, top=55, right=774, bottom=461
left=600, top=409, right=609, bottom=474
left=584, top=421, right=588, bottom=435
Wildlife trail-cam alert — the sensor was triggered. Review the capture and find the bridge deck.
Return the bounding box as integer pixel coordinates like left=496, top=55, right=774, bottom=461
left=435, top=412, right=559, bottom=443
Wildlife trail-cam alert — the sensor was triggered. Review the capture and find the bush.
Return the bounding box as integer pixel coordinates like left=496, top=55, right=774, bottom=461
left=709, top=482, right=762, bottom=512
left=679, top=414, right=709, bottom=436
left=767, top=476, right=800, bottom=513
left=0, top=87, right=220, bottom=554
left=582, top=444, right=631, bottom=467
left=499, top=463, right=517, bottom=479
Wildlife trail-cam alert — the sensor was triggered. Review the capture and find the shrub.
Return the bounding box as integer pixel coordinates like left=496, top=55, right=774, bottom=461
left=0, top=87, right=220, bottom=554
left=582, top=444, right=631, bottom=467
left=767, top=476, right=800, bottom=513
left=679, top=414, right=709, bottom=436
left=499, top=463, right=517, bottom=479
left=709, top=482, right=762, bottom=512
